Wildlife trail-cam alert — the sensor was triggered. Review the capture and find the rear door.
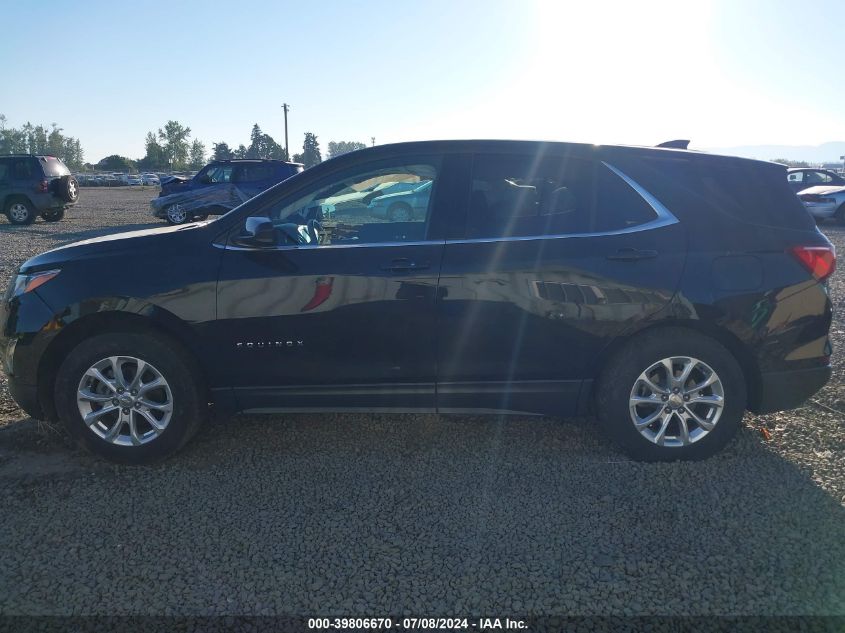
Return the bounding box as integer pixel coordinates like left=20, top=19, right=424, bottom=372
left=435, top=151, right=687, bottom=416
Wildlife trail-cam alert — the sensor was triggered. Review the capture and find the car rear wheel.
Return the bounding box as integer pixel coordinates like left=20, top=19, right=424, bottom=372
left=5, top=198, right=36, bottom=225
left=54, top=332, right=206, bottom=463
left=596, top=328, right=746, bottom=461
left=387, top=202, right=413, bottom=222
left=42, top=208, right=65, bottom=222
left=165, top=204, right=189, bottom=225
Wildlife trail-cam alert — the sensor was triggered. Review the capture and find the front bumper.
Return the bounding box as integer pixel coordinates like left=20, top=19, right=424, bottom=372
left=752, top=365, right=832, bottom=414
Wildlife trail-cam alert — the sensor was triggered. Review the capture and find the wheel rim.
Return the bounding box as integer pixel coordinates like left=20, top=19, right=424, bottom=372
left=9, top=203, right=28, bottom=222
left=76, top=356, right=174, bottom=446
left=389, top=206, right=410, bottom=221
left=69, top=181, right=77, bottom=198
left=628, top=356, right=724, bottom=447
left=167, top=205, right=187, bottom=223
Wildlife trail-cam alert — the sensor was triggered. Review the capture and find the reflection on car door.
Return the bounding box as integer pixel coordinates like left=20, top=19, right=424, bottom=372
left=211, top=154, right=456, bottom=413
left=435, top=151, right=687, bottom=416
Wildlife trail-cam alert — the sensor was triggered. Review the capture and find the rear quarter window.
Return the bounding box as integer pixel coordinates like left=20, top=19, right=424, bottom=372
left=39, top=156, right=71, bottom=177
left=612, top=155, right=814, bottom=231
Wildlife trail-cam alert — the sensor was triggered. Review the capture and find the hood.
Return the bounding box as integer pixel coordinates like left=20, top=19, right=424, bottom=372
left=798, top=185, right=845, bottom=196
left=20, top=222, right=209, bottom=272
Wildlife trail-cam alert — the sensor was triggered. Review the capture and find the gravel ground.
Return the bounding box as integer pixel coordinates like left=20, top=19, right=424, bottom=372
left=0, top=188, right=843, bottom=617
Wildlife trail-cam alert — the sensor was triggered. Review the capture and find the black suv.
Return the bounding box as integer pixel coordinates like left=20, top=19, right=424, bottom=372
left=0, top=141, right=834, bottom=463
left=0, top=155, right=79, bottom=225
left=152, top=159, right=303, bottom=225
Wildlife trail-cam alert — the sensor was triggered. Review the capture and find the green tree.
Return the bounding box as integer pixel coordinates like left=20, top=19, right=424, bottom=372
left=157, top=120, right=192, bottom=170
left=189, top=139, right=206, bottom=170
left=233, top=144, right=247, bottom=159
left=327, top=141, right=366, bottom=159
left=301, top=132, right=322, bottom=168
left=138, top=132, right=169, bottom=171
left=771, top=158, right=812, bottom=168
left=212, top=142, right=234, bottom=160
left=96, top=155, right=134, bottom=171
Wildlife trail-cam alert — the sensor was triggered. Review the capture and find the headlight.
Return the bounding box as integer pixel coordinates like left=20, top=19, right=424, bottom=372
left=8, top=269, right=61, bottom=300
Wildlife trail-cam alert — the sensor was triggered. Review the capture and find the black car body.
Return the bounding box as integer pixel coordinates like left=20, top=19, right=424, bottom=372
left=0, top=140, right=834, bottom=462
left=0, top=155, right=79, bottom=225
left=152, top=159, right=303, bottom=225
left=787, top=167, right=845, bottom=193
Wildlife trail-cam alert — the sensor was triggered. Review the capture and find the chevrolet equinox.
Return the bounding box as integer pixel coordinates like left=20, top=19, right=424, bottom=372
left=0, top=141, right=835, bottom=463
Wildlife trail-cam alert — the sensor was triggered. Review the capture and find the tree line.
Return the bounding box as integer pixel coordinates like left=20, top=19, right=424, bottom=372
left=0, top=114, right=84, bottom=169
left=1, top=113, right=371, bottom=173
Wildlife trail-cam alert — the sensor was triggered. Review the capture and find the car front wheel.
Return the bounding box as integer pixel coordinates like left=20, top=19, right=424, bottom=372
left=596, top=328, right=746, bottom=461
left=54, top=332, right=205, bottom=463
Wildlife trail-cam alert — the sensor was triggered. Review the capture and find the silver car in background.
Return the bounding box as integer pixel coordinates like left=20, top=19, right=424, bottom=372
left=798, top=185, right=845, bottom=223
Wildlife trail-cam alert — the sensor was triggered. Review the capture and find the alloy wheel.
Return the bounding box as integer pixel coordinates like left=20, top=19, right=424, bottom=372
left=9, top=203, right=29, bottom=222
left=167, top=204, right=187, bottom=224
left=76, top=356, right=173, bottom=446
left=628, top=356, right=724, bottom=447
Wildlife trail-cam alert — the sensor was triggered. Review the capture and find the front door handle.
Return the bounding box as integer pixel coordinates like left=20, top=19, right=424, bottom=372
left=606, top=248, right=659, bottom=261
left=380, top=258, right=430, bottom=272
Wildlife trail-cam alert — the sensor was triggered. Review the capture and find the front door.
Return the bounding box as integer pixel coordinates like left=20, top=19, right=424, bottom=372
left=214, top=156, right=447, bottom=412
left=435, top=151, right=687, bottom=416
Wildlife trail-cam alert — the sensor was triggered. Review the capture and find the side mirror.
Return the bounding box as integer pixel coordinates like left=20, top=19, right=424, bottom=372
left=239, top=216, right=277, bottom=247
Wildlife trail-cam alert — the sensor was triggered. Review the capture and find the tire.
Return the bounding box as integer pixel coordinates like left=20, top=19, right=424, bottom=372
left=595, top=327, right=746, bottom=461
left=193, top=214, right=209, bottom=221
left=53, top=175, right=79, bottom=203
left=835, top=204, right=845, bottom=225
left=54, top=332, right=206, bottom=464
left=5, top=197, right=36, bottom=225
left=42, top=208, right=65, bottom=222
left=387, top=202, right=413, bottom=222
left=164, top=204, right=189, bottom=225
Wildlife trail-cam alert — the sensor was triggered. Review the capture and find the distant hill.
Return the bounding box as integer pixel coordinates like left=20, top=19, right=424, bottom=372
left=702, top=142, right=845, bottom=164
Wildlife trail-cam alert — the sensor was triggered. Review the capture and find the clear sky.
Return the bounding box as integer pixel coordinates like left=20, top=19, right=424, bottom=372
left=1, top=0, right=843, bottom=162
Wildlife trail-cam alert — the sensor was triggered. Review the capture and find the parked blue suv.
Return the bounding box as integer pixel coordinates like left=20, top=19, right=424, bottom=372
left=152, top=159, right=303, bottom=224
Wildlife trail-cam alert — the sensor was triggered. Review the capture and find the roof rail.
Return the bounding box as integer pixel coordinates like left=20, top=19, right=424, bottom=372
left=655, top=140, right=690, bottom=149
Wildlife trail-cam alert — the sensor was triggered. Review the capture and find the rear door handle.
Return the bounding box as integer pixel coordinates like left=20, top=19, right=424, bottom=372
left=606, top=248, right=658, bottom=261
left=380, top=258, right=430, bottom=272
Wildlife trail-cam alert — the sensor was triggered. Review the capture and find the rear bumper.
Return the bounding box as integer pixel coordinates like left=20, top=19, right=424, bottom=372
left=752, top=365, right=832, bottom=414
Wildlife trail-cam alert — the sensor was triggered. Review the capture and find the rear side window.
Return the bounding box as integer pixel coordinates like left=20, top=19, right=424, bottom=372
left=11, top=159, right=35, bottom=180
left=466, top=154, right=657, bottom=239
left=238, top=164, right=275, bottom=182
left=40, top=156, right=70, bottom=177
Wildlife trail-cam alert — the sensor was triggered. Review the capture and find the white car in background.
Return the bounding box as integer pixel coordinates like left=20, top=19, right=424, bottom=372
left=798, top=186, right=845, bottom=223
left=141, top=173, right=160, bottom=186
left=122, top=174, right=143, bottom=186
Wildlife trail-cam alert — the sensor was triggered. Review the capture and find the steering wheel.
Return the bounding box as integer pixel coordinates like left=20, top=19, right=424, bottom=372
left=306, top=219, right=322, bottom=244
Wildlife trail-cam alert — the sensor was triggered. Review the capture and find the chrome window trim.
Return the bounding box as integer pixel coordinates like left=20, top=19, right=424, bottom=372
left=219, top=238, right=445, bottom=252
left=448, top=161, right=678, bottom=245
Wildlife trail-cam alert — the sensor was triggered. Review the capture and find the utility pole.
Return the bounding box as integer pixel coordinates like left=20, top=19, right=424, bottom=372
left=371, top=137, right=375, bottom=147
left=282, top=103, right=290, bottom=160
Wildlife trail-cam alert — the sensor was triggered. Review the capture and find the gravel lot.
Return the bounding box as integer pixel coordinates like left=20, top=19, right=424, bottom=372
left=0, top=188, right=843, bottom=618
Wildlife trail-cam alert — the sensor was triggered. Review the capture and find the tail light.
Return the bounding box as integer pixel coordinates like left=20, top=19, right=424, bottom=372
left=790, top=245, right=836, bottom=281
left=36, top=180, right=49, bottom=193
left=799, top=193, right=836, bottom=203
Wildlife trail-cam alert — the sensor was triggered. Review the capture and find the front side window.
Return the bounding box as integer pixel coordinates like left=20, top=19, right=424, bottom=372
left=249, top=160, right=438, bottom=246
left=200, top=165, right=234, bottom=184
left=466, top=154, right=656, bottom=239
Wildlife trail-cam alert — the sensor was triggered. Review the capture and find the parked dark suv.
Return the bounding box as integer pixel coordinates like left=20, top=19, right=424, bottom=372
left=152, top=158, right=303, bottom=225
left=0, top=155, right=79, bottom=225
left=0, top=140, right=834, bottom=463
